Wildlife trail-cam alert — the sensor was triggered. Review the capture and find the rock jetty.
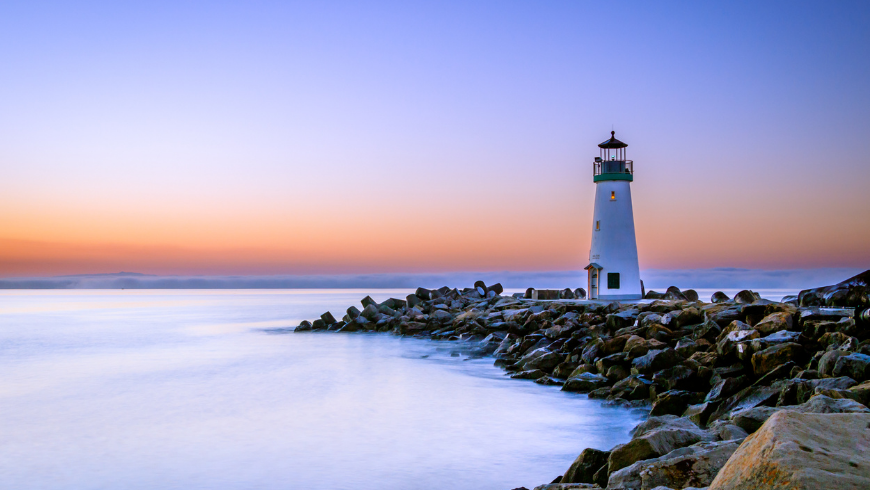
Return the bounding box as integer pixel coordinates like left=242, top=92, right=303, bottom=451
left=294, top=271, right=870, bottom=490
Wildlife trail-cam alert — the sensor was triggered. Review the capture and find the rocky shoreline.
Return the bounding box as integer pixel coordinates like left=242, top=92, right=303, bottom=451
left=294, top=272, right=870, bottom=490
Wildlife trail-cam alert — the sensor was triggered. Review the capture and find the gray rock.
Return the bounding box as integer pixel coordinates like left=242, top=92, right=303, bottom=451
left=532, top=484, right=601, bottom=490
left=607, top=416, right=711, bottom=474
left=360, top=303, right=380, bottom=321
left=562, top=373, right=609, bottom=393
left=711, top=291, right=730, bottom=303
left=832, top=352, right=870, bottom=382
left=320, top=311, right=337, bottom=324
left=295, top=320, right=312, bottom=332
left=632, top=348, right=681, bottom=375
left=608, top=439, right=740, bottom=490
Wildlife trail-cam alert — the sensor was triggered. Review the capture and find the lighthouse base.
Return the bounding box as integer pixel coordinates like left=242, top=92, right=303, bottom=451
left=595, top=293, right=643, bottom=301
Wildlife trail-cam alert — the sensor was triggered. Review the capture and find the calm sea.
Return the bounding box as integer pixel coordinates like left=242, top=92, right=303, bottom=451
left=0, top=289, right=651, bottom=490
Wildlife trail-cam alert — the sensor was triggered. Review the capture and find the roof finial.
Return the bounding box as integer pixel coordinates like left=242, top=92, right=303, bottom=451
left=611, top=130, right=615, bottom=137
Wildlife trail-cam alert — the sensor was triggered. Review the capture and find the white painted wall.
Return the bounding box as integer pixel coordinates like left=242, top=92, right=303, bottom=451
left=588, top=179, right=642, bottom=299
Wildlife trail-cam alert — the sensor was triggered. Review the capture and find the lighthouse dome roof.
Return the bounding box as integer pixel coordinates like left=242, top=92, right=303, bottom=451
left=598, top=131, right=627, bottom=149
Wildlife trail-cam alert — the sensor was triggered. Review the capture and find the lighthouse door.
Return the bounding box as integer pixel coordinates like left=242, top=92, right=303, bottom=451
left=589, top=269, right=598, bottom=300
left=585, top=263, right=602, bottom=300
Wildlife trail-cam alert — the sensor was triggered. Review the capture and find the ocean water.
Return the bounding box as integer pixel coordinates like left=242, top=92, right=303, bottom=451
left=0, top=290, right=646, bottom=490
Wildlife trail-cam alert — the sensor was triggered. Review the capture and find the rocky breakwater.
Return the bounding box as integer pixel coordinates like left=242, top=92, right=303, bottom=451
left=294, top=271, right=870, bottom=490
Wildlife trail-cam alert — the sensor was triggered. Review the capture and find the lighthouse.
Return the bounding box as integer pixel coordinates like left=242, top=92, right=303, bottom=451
left=584, top=131, right=642, bottom=300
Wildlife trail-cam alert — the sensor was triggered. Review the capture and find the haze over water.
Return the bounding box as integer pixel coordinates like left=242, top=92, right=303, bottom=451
left=1, top=289, right=648, bottom=490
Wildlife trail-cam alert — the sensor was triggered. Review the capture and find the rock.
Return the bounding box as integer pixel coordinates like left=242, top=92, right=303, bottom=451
left=430, top=309, right=453, bottom=323
left=607, top=416, right=710, bottom=474
left=751, top=343, right=803, bottom=375
left=730, top=406, right=779, bottom=433
left=708, top=411, right=870, bottom=490
left=488, top=283, right=504, bottom=295
left=715, top=321, right=759, bottom=358
left=716, top=424, right=748, bottom=441
left=652, top=365, right=701, bottom=392
left=708, top=385, right=780, bottom=424
left=711, top=291, right=731, bottom=303
left=632, top=348, right=681, bottom=375
left=833, top=353, right=870, bottom=382
left=562, top=373, right=609, bottom=393
left=320, top=311, right=337, bottom=324
left=511, top=369, right=547, bottom=380
left=733, top=393, right=869, bottom=435
left=607, top=439, right=740, bottom=490
left=707, top=377, right=743, bottom=402
left=610, top=374, right=654, bottom=401
left=733, top=290, right=760, bottom=304
left=675, top=339, right=699, bottom=359
left=848, top=380, right=870, bottom=405
left=535, top=376, right=564, bottom=386
left=818, top=349, right=849, bottom=377
left=562, top=448, right=610, bottom=484
left=797, top=269, right=870, bottom=308
left=692, top=319, right=722, bottom=343
left=797, top=394, right=869, bottom=413
left=295, top=320, right=312, bottom=332
left=651, top=390, right=703, bottom=416
left=524, top=351, right=565, bottom=372
left=624, top=335, right=653, bottom=359
left=347, top=305, right=361, bottom=319
left=674, top=307, right=703, bottom=329
left=607, top=310, right=640, bottom=330
left=473, top=280, right=487, bottom=297
left=360, top=295, right=377, bottom=308
left=683, top=289, right=700, bottom=302
left=683, top=401, right=719, bottom=428
left=532, top=484, right=601, bottom=490
left=753, top=311, right=794, bottom=335
left=360, top=303, right=380, bottom=321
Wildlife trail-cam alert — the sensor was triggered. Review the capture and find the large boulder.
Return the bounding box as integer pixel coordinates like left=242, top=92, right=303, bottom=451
left=711, top=291, right=731, bottom=303
left=607, top=416, right=710, bottom=474
left=650, top=390, right=703, bottom=416
left=524, top=351, right=565, bottom=372
left=751, top=342, right=803, bottom=375
left=607, top=439, right=741, bottom=490
left=709, top=411, right=870, bottom=489
left=797, top=269, right=870, bottom=308
left=562, top=373, right=609, bottom=393
left=631, top=348, right=681, bottom=375
left=833, top=353, right=870, bottom=382
left=753, top=312, right=794, bottom=335
left=562, top=448, right=610, bottom=484
left=730, top=394, right=869, bottom=433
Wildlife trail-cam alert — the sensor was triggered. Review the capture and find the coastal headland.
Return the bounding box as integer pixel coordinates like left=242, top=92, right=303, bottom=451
left=295, top=271, right=870, bottom=490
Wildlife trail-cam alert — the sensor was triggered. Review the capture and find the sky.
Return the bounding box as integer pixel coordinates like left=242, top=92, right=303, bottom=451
left=1, top=1, right=869, bottom=283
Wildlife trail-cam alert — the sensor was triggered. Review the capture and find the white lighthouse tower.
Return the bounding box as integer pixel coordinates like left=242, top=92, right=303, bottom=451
left=584, top=131, right=642, bottom=300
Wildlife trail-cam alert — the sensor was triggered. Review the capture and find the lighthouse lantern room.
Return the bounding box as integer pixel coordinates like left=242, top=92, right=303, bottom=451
left=586, top=131, right=642, bottom=300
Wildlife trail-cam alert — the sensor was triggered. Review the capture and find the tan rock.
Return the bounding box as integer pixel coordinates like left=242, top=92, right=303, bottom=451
left=709, top=411, right=870, bottom=490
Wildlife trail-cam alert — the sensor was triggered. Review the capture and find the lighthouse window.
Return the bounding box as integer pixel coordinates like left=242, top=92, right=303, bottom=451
left=611, top=191, right=616, bottom=200
left=607, top=273, right=620, bottom=289
left=595, top=220, right=600, bottom=231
